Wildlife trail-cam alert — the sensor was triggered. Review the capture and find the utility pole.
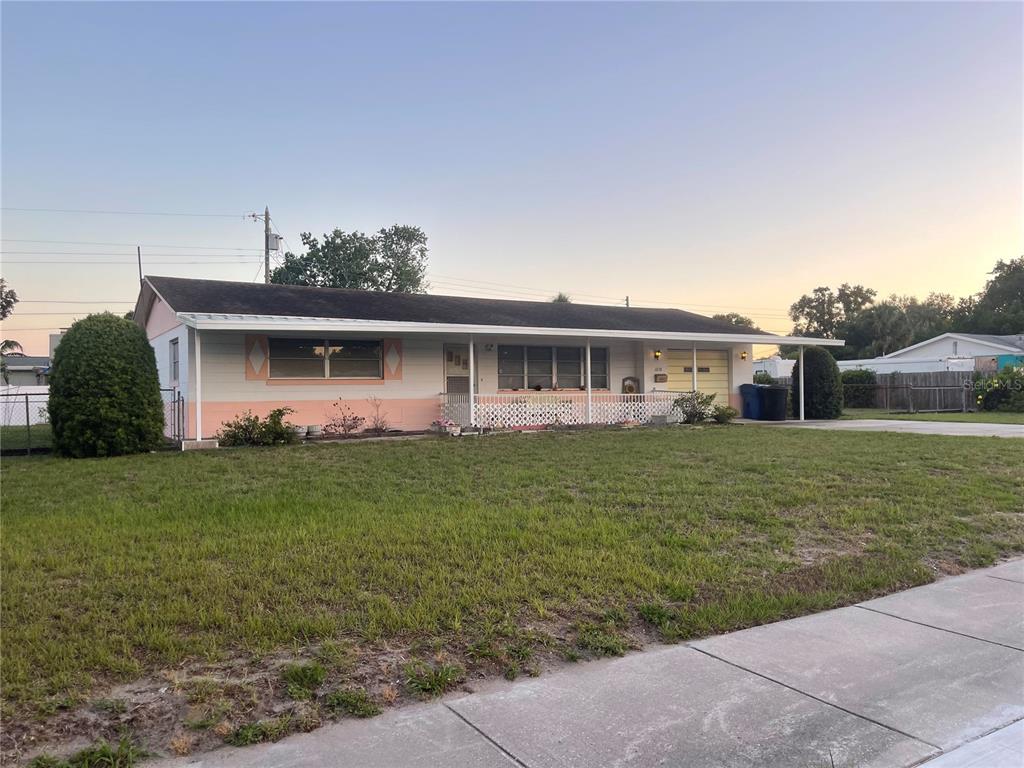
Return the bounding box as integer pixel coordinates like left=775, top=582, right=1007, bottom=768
left=625, top=295, right=630, bottom=308
left=137, top=246, right=143, bottom=284
left=264, top=206, right=271, bottom=284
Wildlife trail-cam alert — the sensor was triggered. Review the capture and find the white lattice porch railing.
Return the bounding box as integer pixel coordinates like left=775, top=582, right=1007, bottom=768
left=591, top=392, right=678, bottom=424
left=439, top=391, right=680, bottom=428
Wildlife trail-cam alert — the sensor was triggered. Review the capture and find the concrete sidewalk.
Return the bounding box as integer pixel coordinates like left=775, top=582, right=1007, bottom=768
left=161, top=560, right=1024, bottom=768
left=756, top=418, right=1024, bottom=438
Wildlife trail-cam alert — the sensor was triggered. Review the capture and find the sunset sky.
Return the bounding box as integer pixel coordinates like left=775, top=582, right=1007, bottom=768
left=2, top=1, right=1021, bottom=354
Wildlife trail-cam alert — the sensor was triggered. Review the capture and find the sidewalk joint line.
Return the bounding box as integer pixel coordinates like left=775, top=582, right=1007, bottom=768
left=854, top=606, right=1023, bottom=652
left=688, top=646, right=942, bottom=751
left=444, top=702, right=532, bottom=768
left=984, top=574, right=1024, bottom=586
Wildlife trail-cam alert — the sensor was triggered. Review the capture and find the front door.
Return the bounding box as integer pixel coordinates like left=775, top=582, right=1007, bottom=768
left=444, top=344, right=470, bottom=393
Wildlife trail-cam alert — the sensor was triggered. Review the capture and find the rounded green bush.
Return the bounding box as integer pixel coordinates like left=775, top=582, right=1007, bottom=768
left=791, top=346, right=843, bottom=419
left=49, top=313, right=164, bottom=457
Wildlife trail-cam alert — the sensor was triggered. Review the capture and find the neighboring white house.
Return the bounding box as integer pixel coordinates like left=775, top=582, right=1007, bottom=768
left=753, top=355, right=795, bottom=379
left=836, top=333, right=1024, bottom=374
left=0, top=354, right=51, bottom=385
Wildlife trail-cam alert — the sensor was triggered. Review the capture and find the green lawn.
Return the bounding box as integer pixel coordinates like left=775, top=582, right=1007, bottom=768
left=0, top=423, right=52, bottom=452
left=841, top=408, right=1024, bottom=424
left=2, top=427, right=1022, bottom=757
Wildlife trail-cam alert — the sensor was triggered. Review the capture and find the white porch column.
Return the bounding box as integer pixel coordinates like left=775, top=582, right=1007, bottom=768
left=691, top=347, right=698, bottom=392
left=194, top=328, right=203, bottom=440
left=585, top=339, right=592, bottom=423
left=468, top=334, right=475, bottom=427
left=798, top=344, right=805, bottom=421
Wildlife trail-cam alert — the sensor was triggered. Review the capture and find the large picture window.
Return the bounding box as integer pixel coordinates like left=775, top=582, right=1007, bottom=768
left=268, top=338, right=382, bottom=379
left=497, top=345, right=609, bottom=390
left=328, top=340, right=382, bottom=378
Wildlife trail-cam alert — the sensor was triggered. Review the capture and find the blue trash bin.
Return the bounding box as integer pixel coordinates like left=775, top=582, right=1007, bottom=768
left=739, top=383, right=763, bottom=420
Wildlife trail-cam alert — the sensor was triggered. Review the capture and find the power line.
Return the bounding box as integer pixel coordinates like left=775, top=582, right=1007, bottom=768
left=2, top=259, right=258, bottom=265
left=18, top=300, right=135, bottom=304
left=2, top=238, right=263, bottom=251
left=2, top=206, right=244, bottom=218
left=1, top=251, right=265, bottom=257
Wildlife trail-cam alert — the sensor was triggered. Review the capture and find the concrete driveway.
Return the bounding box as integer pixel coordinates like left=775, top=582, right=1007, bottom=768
left=159, top=560, right=1024, bottom=768
left=759, top=418, right=1024, bottom=438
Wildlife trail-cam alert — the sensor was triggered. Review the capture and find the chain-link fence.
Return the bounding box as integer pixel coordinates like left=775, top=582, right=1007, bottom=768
left=1, top=386, right=186, bottom=455
left=0, top=388, right=52, bottom=454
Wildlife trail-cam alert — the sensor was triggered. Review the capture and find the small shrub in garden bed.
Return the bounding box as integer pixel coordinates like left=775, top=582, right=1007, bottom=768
left=217, top=407, right=299, bottom=447
left=792, top=346, right=843, bottom=419
left=672, top=391, right=717, bottom=424
left=712, top=405, right=738, bottom=424
left=752, top=371, right=776, bottom=385
left=841, top=369, right=877, bottom=408
left=324, top=400, right=365, bottom=437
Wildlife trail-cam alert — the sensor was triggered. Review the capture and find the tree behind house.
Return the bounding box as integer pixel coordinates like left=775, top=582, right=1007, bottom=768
left=270, top=225, right=428, bottom=292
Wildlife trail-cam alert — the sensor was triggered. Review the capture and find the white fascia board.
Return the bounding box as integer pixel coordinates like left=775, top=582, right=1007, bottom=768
left=882, top=332, right=1020, bottom=359
left=176, top=313, right=846, bottom=346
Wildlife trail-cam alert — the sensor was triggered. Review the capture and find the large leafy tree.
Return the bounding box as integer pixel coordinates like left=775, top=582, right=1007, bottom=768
left=788, top=284, right=875, bottom=339
left=843, top=302, right=913, bottom=357
left=952, top=257, right=1024, bottom=334
left=270, top=225, right=428, bottom=292
left=712, top=312, right=759, bottom=329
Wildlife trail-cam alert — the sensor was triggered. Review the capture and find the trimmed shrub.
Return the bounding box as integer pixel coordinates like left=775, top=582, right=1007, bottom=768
left=49, top=313, right=164, bottom=457
left=791, top=346, right=843, bottom=419
left=752, top=371, right=775, bottom=385
left=217, top=407, right=299, bottom=447
left=841, top=369, right=877, bottom=408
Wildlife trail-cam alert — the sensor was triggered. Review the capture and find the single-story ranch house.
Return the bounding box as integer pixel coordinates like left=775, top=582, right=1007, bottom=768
left=134, top=276, right=843, bottom=441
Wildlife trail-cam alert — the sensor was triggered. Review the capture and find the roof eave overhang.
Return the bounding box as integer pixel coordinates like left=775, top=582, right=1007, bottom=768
left=176, top=313, right=846, bottom=347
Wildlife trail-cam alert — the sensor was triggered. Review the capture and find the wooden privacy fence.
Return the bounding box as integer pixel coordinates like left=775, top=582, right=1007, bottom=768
left=771, top=371, right=976, bottom=413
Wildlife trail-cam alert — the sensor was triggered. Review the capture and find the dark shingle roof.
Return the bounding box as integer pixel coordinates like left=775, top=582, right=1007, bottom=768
left=147, top=276, right=771, bottom=337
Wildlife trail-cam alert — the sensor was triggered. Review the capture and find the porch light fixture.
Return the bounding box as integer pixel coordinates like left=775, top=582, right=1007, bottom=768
left=740, top=350, right=748, bottom=360
left=653, top=349, right=662, bottom=360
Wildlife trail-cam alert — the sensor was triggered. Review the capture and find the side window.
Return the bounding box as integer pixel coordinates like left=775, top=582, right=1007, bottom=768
left=169, top=338, right=179, bottom=383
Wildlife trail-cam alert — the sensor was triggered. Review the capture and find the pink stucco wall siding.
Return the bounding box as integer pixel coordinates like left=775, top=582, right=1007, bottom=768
left=196, top=397, right=442, bottom=439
